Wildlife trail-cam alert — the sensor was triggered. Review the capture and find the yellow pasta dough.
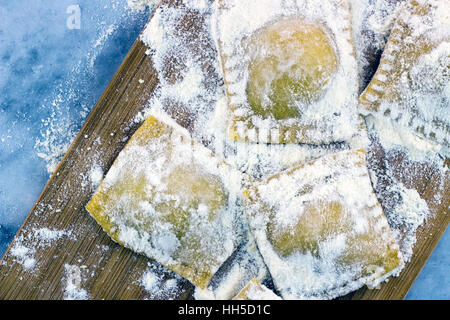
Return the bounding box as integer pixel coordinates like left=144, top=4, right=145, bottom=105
left=86, top=113, right=244, bottom=289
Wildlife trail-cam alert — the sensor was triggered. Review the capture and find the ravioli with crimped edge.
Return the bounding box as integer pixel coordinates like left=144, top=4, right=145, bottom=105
left=216, top=0, right=359, bottom=144
left=242, top=149, right=403, bottom=299
left=360, top=0, right=449, bottom=156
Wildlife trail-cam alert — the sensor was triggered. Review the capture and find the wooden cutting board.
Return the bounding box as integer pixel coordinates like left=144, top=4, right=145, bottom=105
left=0, top=0, right=448, bottom=300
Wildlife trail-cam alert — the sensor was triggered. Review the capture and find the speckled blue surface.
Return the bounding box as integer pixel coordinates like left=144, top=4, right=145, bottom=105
left=0, top=0, right=448, bottom=300
left=0, top=0, right=150, bottom=254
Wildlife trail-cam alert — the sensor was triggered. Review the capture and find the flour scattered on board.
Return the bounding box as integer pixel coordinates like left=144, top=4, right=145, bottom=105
left=138, top=263, right=188, bottom=299
left=387, top=184, right=430, bottom=260
left=134, top=0, right=448, bottom=299
left=351, top=0, right=407, bottom=91
left=32, top=228, right=73, bottom=245
left=9, top=228, right=74, bottom=271
left=141, top=269, right=161, bottom=291
left=12, top=0, right=445, bottom=300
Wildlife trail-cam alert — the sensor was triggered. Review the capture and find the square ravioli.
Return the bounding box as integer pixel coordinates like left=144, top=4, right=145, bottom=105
left=242, top=149, right=403, bottom=299
left=86, top=113, right=244, bottom=289
left=350, top=0, right=408, bottom=92
left=359, top=0, right=450, bottom=155
left=215, top=0, right=359, bottom=144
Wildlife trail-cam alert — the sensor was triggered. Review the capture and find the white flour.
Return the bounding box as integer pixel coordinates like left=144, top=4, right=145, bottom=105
left=138, top=262, right=187, bottom=299
left=351, top=0, right=407, bottom=91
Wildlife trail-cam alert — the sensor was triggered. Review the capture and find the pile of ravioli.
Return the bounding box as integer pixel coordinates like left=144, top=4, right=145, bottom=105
left=86, top=0, right=449, bottom=300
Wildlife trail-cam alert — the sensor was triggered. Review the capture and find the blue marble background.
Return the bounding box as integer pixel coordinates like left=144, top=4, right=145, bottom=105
left=0, top=0, right=447, bottom=299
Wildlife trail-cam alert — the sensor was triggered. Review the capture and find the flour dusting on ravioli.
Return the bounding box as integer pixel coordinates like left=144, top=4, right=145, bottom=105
left=243, top=149, right=403, bottom=299
left=216, top=0, right=360, bottom=144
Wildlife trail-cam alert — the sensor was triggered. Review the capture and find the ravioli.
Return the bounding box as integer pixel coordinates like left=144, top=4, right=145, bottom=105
left=246, top=18, right=339, bottom=121
left=359, top=0, right=450, bottom=155
left=242, top=149, right=403, bottom=299
left=216, top=0, right=359, bottom=144
left=86, top=113, right=244, bottom=289
left=202, top=233, right=270, bottom=300
left=351, top=0, right=408, bottom=92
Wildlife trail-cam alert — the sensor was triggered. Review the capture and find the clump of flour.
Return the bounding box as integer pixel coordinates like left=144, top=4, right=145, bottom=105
left=9, top=228, right=73, bottom=271
left=63, top=264, right=90, bottom=300
left=351, top=0, right=407, bottom=91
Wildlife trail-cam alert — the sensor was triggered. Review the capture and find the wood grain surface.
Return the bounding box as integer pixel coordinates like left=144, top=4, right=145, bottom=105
left=0, top=0, right=448, bottom=300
